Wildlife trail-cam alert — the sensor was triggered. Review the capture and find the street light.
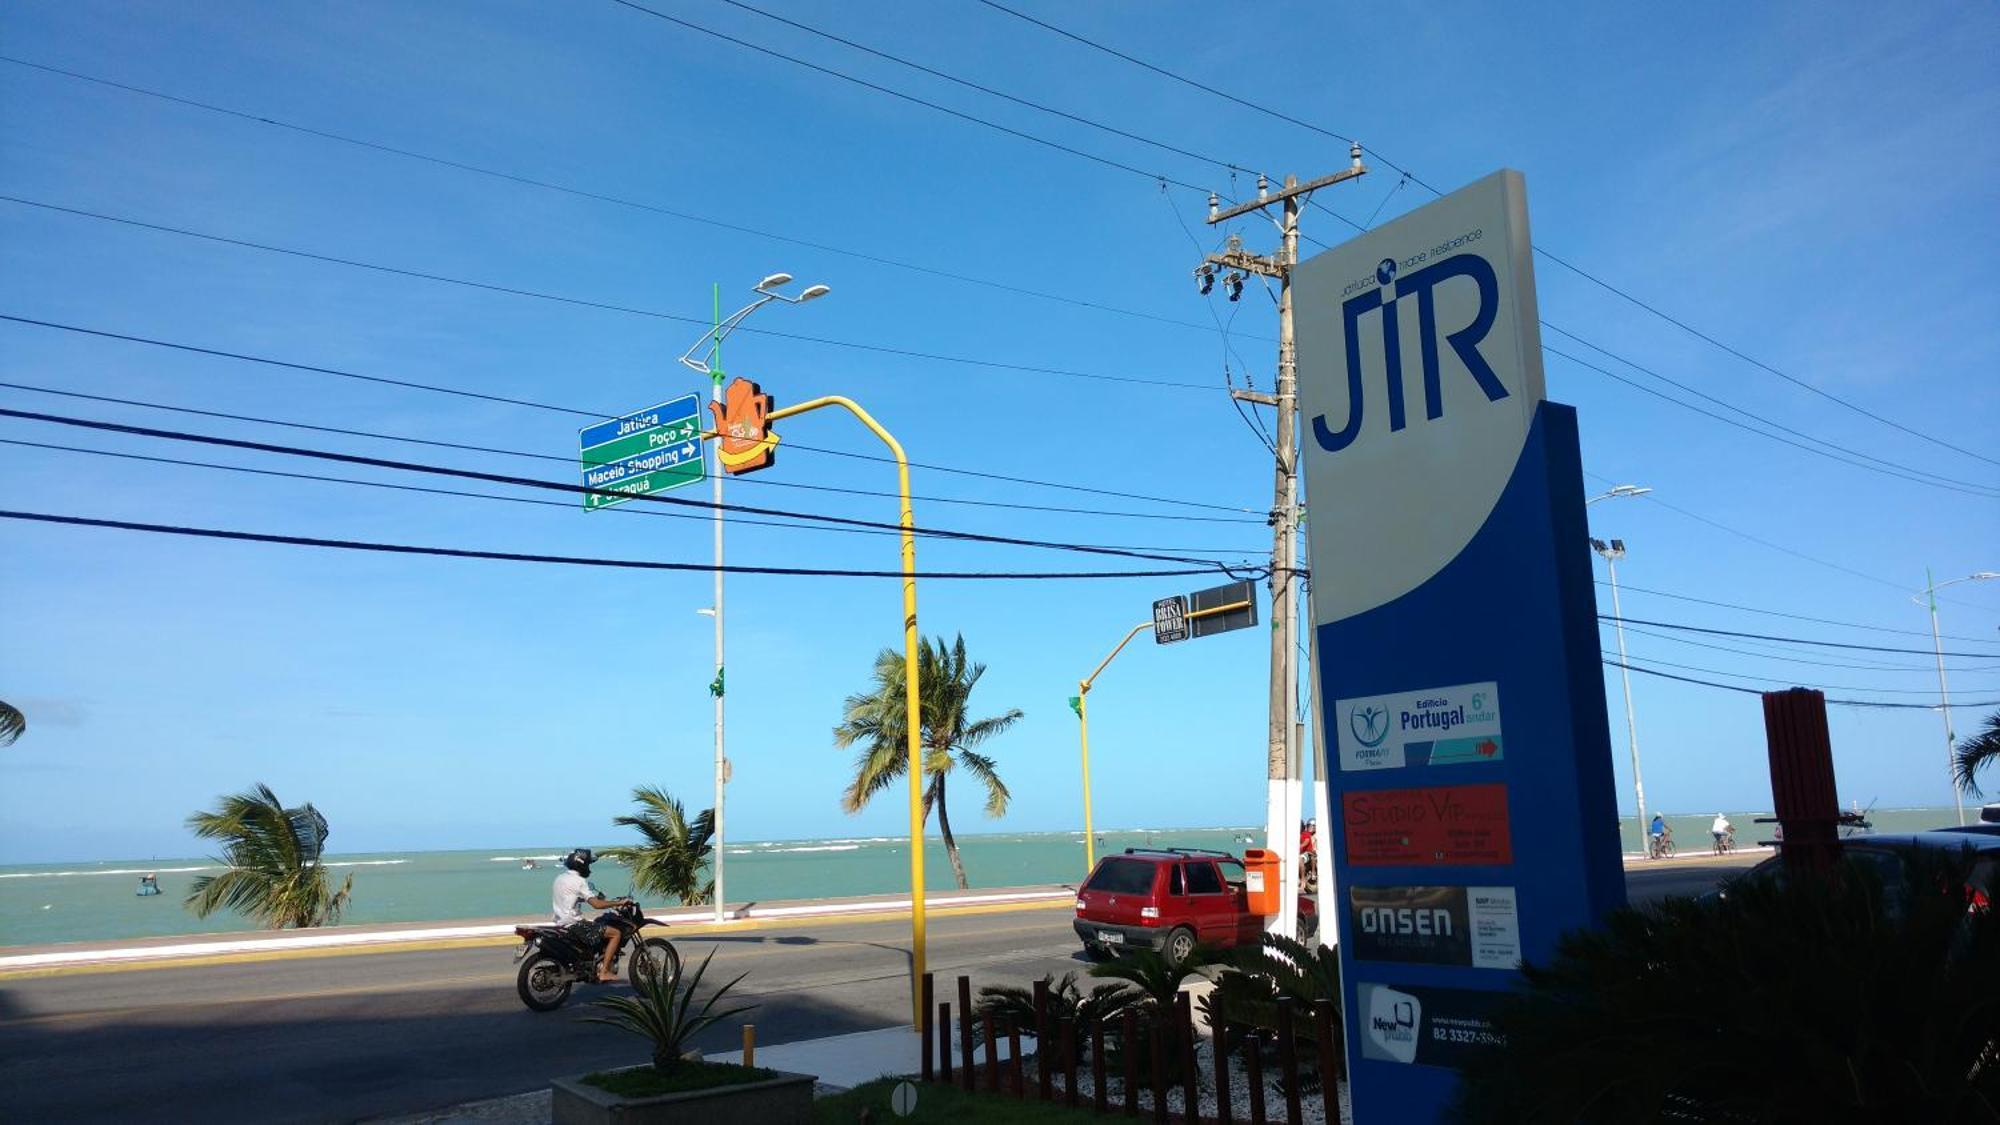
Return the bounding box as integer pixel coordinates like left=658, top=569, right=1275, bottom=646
left=1916, top=569, right=1999, bottom=826
left=1589, top=482, right=1652, bottom=855
left=674, top=273, right=831, bottom=925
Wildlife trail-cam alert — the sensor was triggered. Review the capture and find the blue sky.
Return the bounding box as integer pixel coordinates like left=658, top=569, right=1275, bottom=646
left=2, top=1, right=1996, bottom=864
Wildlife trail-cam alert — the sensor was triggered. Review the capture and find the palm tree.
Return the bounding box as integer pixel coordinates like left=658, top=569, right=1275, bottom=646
left=184, top=784, right=352, bottom=929
left=0, top=700, right=22, bottom=747
left=1952, top=708, right=2000, bottom=796
left=603, top=786, right=715, bottom=905
left=833, top=633, right=1021, bottom=890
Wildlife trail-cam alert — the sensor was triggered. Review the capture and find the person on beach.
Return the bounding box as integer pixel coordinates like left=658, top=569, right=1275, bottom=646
left=1711, top=813, right=1734, bottom=848
left=551, top=848, right=631, bottom=983
left=1648, top=813, right=1667, bottom=857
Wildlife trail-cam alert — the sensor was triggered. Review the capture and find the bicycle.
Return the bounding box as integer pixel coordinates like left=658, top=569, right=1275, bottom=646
left=1712, top=828, right=1736, bottom=856
left=1648, top=826, right=1676, bottom=859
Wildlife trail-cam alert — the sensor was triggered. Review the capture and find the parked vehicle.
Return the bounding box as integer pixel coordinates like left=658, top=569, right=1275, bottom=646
left=511, top=900, right=681, bottom=1011
left=1073, top=847, right=1316, bottom=963
left=1727, top=831, right=2000, bottom=916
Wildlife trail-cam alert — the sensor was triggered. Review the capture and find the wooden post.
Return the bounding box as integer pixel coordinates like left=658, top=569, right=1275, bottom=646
left=1007, top=1018, right=1025, bottom=1100
left=1121, top=1008, right=1140, bottom=1118
left=1149, top=1009, right=1168, bottom=1124
left=741, top=1023, right=755, bottom=1067
left=938, top=1001, right=953, bottom=1083
left=1313, top=998, right=1341, bottom=1122
left=1211, top=1006, right=1233, bottom=1125
left=920, top=973, right=935, bottom=1081
left=1245, top=1030, right=1267, bottom=1125
left=958, top=976, right=976, bottom=1093
left=1035, top=979, right=1053, bottom=1102
left=1276, top=998, right=1302, bottom=1125
left=1061, top=1017, right=1079, bottom=1109
left=1176, top=991, right=1199, bottom=1120
left=1091, top=1017, right=1109, bottom=1114
left=1763, top=688, right=1842, bottom=874
left=983, top=1011, right=1001, bottom=1092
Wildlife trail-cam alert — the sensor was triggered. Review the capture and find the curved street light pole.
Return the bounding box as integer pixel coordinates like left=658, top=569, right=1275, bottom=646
left=1588, top=485, right=1652, bottom=854
left=675, top=274, right=829, bottom=925
left=1916, top=569, right=1999, bottom=826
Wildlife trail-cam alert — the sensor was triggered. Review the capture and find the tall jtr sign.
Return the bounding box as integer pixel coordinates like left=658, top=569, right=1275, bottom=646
left=1296, top=170, right=1625, bottom=1121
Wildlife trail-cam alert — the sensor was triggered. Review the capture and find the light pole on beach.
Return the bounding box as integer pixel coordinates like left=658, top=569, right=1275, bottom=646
left=1589, top=484, right=1652, bottom=854
left=676, top=274, right=830, bottom=924
left=1916, top=569, right=1999, bottom=826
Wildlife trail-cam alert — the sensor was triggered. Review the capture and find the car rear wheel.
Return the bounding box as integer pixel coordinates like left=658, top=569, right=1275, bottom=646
left=1164, top=926, right=1196, bottom=964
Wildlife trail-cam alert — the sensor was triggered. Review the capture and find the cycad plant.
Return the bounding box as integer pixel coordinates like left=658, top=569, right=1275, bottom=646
left=1953, top=709, right=2000, bottom=797
left=1450, top=848, right=2000, bottom=1121
left=1202, top=932, right=1345, bottom=1083
left=585, top=948, right=756, bottom=1073
left=974, top=971, right=1137, bottom=1062
left=834, top=633, right=1021, bottom=889
left=183, top=784, right=352, bottom=929
left=603, top=786, right=715, bottom=905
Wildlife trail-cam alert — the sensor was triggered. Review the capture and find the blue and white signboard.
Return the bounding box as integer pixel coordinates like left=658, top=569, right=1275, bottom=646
left=578, top=394, right=704, bottom=511
left=1296, top=169, right=1625, bottom=1121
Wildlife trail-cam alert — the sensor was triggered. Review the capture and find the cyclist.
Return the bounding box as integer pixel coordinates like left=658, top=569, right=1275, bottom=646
left=1711, top=813, right=1734, bottom=853
left=1648, top=813, right=1667, bottom=858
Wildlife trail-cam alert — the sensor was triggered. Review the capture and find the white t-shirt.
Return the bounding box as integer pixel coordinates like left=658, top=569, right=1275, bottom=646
left=1711, top=816, right=1731, bottom=835
left=552, top=870, right=598, bottom=924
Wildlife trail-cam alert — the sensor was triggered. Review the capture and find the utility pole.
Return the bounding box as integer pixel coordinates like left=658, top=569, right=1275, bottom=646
left=1198, top=148, right=1366, bottom=937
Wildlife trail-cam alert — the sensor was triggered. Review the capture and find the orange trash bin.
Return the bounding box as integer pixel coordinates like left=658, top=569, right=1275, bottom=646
left=1242, top=848, right=1281, bottom=915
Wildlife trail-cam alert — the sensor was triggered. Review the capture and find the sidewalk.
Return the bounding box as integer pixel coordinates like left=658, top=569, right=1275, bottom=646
left=0, top=884, right=1077, bottom=975
left=363, top=1024, right=973, bottom=1124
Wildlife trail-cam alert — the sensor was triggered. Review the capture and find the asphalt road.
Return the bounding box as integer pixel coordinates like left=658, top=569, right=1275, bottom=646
left=0, top=857, right=1760, bottom=1123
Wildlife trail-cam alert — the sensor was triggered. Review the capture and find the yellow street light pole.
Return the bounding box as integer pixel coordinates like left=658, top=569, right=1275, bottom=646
left=1073, top=599, right=1251, bottom=877
left=761, top=395, right=928, bottom=1028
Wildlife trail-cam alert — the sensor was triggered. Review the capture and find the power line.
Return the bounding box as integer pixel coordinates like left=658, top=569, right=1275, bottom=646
left=1609, top=620, right=2000, bottom=676
left=1602, top=656, right=2000, bottom=710
left=0, top=313, right=1263, bottom=520
left=1600, top=614, right=2000, bottom=661
left=713, top=0, right=1251, bottom=177
left=0, top=54, right=1238, bottom=339
left=1597, top=578, right=2000, bottom=646
left=0, top=434, right=1258, bottom=557
left=0, top=406, right=1259, bottom=571
left=970, top=3, right=1993, bottom=473
left=1612, top=650, right=1979, bottom=696
left=0, top=378, right=1267, bottom=534
left=0, top=195, right=1221, bottom=393
left=0, top=508, right=1225, bottom=581
left=1548, top=323, right=1998, bottom=496
left=605, top=0, right=1218, bottom=195
left=1547, top=344, right=2000, bottom=500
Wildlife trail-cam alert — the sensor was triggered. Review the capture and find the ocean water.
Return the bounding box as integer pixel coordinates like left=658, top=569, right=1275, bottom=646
left=0, top=809, right=1969, bottom=949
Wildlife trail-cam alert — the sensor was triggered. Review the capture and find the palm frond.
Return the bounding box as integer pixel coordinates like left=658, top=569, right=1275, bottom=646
left=0, top=700, right=24, bottom=747
left=1953, top=710, right=2000, bottom=796
left=181, top=784, right=348, bottom=928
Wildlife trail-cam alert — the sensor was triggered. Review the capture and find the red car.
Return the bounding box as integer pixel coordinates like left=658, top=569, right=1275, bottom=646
left=1073, top=847, right=1316, bottom=962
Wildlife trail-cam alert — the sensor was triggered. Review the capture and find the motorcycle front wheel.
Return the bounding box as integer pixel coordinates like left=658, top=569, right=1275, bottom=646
left=628, top=937, right=681, bottom=992
left=517, top=952, right=574, bottom=1012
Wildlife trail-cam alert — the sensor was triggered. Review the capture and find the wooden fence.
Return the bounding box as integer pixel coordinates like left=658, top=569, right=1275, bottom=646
left=919, top=972, right=1342, bottom=1124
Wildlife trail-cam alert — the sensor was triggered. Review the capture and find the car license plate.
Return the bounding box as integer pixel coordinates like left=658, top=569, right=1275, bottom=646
left=1097, top=930, right=1124, bottom=945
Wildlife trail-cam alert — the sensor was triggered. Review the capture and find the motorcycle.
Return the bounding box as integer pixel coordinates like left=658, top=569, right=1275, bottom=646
left=512, top=900, right=681, bottom=1012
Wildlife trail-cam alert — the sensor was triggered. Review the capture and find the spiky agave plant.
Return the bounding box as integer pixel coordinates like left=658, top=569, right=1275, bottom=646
left=585, top=948, right=757, bottom=1073
left=183, top=784, right=352, bottom=929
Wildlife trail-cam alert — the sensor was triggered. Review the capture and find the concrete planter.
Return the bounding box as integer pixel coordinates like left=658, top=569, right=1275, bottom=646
left=550, top=1064, right=817, bottom=1125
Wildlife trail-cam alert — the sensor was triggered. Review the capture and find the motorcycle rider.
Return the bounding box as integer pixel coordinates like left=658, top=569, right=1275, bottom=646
left=552, top=848, right=630, bottom=983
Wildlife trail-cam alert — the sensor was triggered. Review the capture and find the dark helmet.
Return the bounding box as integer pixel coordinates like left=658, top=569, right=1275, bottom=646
left=563, top=848, right=595, bottom=876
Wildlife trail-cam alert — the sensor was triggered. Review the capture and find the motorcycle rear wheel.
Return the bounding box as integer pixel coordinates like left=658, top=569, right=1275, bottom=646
left=517, top=952, right=574, bottom=1012
left=629, top=937, right=681, bottom=992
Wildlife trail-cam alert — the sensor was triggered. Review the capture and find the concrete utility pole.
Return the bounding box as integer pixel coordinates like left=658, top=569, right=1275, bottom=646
left=1198, top=150, right=1366, bottom=938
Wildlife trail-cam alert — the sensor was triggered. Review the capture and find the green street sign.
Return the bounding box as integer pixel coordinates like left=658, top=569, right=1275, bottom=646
left=579, top=394, right=705, bottom=511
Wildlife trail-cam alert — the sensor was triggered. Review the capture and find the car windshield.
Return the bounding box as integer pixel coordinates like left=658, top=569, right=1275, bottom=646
left=1085, top=858, right=1158, bottom=895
